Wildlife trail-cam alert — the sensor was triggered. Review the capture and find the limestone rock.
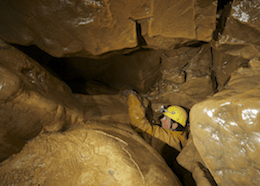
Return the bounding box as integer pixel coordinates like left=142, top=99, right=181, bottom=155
left=0, top=0, right=217, bottom=57
left=0, top=42, right=84, bottom=162
left=139, top=0, right=217, bottom=50
left=74, top=93, right=130, bottom=125
left=53, top=49, right=162, bottom=94
left=180, top=68, right=215, bottom=101
left=212, top=49, right=249, bottom=91
left=213, top=0, right=260, bottom=60
left=0, top=0, right=143, bottom=57
left=0, top=123, right=182, bottom=186
left=190, top=59, right=260, bottom=185
left=177, top=136, right=217, bottom=186
left=148, top=44, right=215, bottom=105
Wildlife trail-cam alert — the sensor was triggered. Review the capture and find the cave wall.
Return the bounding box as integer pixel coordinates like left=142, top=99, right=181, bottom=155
left=0, top=42, right=84, bottom=162
left=0, top=0, right=217, bottom=57
left=1, top=0, right=260, bottom=186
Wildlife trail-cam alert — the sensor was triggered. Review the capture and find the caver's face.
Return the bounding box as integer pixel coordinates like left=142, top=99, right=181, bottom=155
left=160, top=115, right=178, bottom=130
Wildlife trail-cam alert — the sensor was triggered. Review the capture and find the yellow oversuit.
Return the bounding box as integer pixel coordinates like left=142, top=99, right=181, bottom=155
left=127, top=94, right=188, bottom=151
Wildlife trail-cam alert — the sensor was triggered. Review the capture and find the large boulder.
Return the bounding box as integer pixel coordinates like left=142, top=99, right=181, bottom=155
left=147, top=44, right=216, bottom=123
left=212, top=49, right=249, bottom=91
left=139, top=0, right=217, bottom=50
left=51, top=49, right=162, bottom=94
left=0, top=122, right=182, bottom=186
left=0, top=41, right=84, bottom=162
left=0, top=0, right=217, bottom=57
left=190, top=59, right=260, bottom=185
left=212, top=0, right=260, bottom=60
left=74, top=93, right=130, bottom=125
left=0, top=0, right=140, bottom=57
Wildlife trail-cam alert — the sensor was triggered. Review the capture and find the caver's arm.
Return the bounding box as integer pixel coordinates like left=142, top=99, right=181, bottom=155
left=127, top=94, right=185, bottom=151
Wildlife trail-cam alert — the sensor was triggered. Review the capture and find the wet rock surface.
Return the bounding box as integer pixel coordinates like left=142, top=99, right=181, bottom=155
left=74, top=93, right=130, bottom=124
left=50, top=49, right=162, bottom=94
left=1, top=0, right=260, bottom=185
left=191, top=59, right=260, bottom=185
left=0, top=42, right=84, bottom=162
left=0, top=123, right=182, bottom=186
left=0, top=0, right=217, bottom=57
left=212, top=0, right=260, bottom=60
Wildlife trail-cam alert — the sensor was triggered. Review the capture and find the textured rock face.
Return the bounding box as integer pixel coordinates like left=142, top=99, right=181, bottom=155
left=149, top=44, right=216, bottom=100
left=213, top=0, right=260, bottom=60
left=177, top=136, right=217, bottom=186
left=146, top=44, right=216, bottom=124
left=0, top=0, right=138, bottom=57
left=74, top=93, right=130, bottom=124
left=212, top=49, right=249, bottom=91
left=0, top=123, right=182, bottom=186
left=139, top=0, right=217, bottom=50
left=52, top=49, right=162, bottom=93
left=0, top=40, right=183, bottom=185
left=190, top=59, right=260, bottom=185
left=0, top=0, right=217, bottom=57
left=0, top=41, right=84, bottom=162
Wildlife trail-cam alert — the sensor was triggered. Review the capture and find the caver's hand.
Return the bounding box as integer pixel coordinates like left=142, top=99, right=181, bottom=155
left=127, top=93, right=146, bottom=124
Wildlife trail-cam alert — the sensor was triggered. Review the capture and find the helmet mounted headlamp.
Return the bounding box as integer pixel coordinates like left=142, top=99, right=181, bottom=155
left=159, top=105, right=167, bottom=113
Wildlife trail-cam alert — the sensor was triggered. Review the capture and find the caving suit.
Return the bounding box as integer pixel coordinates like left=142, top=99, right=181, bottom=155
left=127, top=94, right=188, bottom=151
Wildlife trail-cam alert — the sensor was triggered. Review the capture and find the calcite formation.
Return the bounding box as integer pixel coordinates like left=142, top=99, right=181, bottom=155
left=190, top=59, right=260, bottom=185
left=0, top=41, right=84, bottom=162
left=0, top=123, right=182, bottom=186
left=0, top=0, right=217, bottom=57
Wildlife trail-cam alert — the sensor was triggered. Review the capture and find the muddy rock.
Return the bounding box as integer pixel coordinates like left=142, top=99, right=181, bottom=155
left=190, top=59, right=260, bottom=185
left=0, top=123, right=182, bottom=186
left=213, top=0, right=260, bottom=60
left=0, top=42, right=84, bottom=162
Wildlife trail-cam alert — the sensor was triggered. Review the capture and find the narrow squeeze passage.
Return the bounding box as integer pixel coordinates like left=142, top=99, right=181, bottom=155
left=10, top=42, right=216, bottom=186
left=1, top=0, right=260, bottom=185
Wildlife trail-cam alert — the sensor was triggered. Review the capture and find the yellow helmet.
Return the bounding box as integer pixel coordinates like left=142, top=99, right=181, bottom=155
left=162, top=106, right=188, bottom=127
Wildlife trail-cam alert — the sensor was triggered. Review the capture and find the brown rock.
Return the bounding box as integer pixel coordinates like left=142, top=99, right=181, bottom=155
left=212, top=48, right=249, bottom=91
left=177, top=136, right=217, bottom=186
left=149, top=0, right=196, bottom=39
left=59, top=49, right=162, bottom=94
left=74, top=93, right=130, bottom=125
left=139, top=0, right=217, bottom=50
left=149, top=44, right=215, bottom=103
left=0, top=42, right=84, bottom=162
left=0, top=0, right=143, bottom=57
left=0, top=0, right=217, bottom=57
left=0, top=123, right=182, bottom=186
left=190, top=59, right=260, bottom=185
left=213, top=0, right=260, bottom=60
left=180, top=69, right=215, bottom=101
